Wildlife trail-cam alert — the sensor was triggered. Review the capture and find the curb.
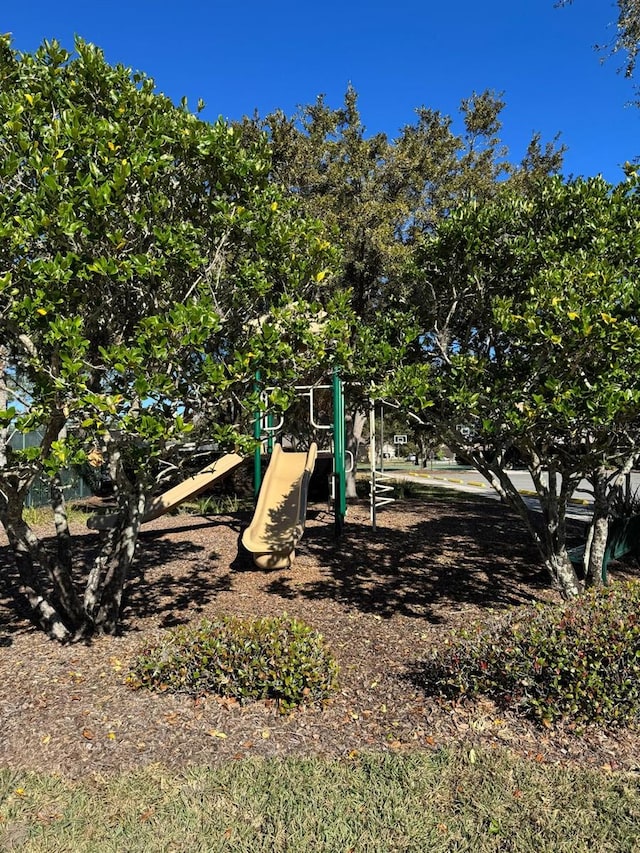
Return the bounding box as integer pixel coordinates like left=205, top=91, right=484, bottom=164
left=412, top=472, right=487, bottom=489
left=394, top=472, right=592, bottom=507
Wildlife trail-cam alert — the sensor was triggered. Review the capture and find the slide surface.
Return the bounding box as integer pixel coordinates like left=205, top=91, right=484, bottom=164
left=142, top=452, right=245, bottom=522
left=88, top=452, right=245, bottom=529
left=242, top=443, right=317, bottom=569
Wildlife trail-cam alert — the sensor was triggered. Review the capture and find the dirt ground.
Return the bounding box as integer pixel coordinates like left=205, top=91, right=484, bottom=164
left=1, top=491, right=639, bottom=779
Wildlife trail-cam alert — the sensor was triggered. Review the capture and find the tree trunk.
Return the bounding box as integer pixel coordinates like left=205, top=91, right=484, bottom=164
left=0, top=374, right=83, bottom=638
left=415, top=432, right=431, bottom=467
left=584, top=466, right=612, bottom=587
left=1, top=484, right=72, bottom=641
left=49, top=472, right=86, bottom=623
left=519, top=458, right=581, bottom=598
left=585, top=515, right=609, bottom=587
left=0, top=346, right=8, bottom=470
left=1, top=426, right=151, bottom=639
left=450, top=435, right=582, bottom=598
left=92, top=482, right=147, bottom=634
left=547, top=550, right=582, bottom=598
left=345, top=408, right=366, bottom=499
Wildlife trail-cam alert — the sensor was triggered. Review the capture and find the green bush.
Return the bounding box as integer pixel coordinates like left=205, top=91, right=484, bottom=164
left=127, top=615, right=339, bottom=712
left=419, top=580, right=640, bottom=727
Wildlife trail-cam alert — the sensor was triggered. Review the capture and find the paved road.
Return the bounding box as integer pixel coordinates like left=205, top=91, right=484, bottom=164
left=374, top=462, right=640, bottom=522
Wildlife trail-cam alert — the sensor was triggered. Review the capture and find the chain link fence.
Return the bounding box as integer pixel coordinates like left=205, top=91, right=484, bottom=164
left=8, top=429, right=92, bottom=508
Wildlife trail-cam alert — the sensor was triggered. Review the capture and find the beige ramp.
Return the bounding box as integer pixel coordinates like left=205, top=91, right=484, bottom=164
left=142, top=453, right=245, bottom=521
left=242, top=443, right=317, bottom=569
left=88, top=453, right=245, bottom=529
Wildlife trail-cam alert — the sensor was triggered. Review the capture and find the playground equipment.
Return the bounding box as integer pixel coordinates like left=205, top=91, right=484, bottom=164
left=88, top=368, right=353, bottom=571
left=242, top=443, right=318, bottom=569
left=141, top=452, right=244, bottom=522
left=368, top=401, right=395, bottom=532
left=87, top=452, right=245, bottom=529
left=238, top=368, right=348, bottom=565
left=252, top=368, right=348, bottom=538
left=368, top=399, right=428, bottom=531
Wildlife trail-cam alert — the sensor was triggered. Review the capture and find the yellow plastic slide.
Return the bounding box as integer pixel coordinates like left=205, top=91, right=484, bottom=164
left=87, top=453, right=244, bottom=529
left=142, top=452, right=245, bottom=522
left=242, top=443, right=318, bottom=569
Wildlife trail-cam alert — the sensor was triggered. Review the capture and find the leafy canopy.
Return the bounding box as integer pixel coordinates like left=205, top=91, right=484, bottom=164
left=0, top=36, right=349, bottom=639
left=0, top=36, right=345, bottom=477
left=390, top=172, right=640, bottom=596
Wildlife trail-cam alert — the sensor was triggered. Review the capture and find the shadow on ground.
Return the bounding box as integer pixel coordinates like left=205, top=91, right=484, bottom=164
left=0, top=514, right=248, bottom=638
left=0, top=493, right=593, bottom=638
left=266, top=494, right=568, bottom=623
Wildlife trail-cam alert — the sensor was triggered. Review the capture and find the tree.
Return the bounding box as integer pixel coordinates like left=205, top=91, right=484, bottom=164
left=0, top=38, right=347, bottom=640
left=559, top=0, right=640, bottom=78
left=238, top=87, right=564, bottom=494
left=391, top=172, right=640, bottom=598
left=614, top=0, right=640, bottom=75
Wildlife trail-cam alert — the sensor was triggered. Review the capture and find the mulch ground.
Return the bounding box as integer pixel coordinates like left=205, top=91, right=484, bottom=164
left=1, top=491, right=639, bottom=779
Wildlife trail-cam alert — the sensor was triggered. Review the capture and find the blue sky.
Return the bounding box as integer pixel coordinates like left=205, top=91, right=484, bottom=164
left=3, top=1, right=638, bottom=183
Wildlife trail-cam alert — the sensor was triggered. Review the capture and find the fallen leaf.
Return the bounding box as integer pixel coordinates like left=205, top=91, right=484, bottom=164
left=82, top=728, right=94, bottom=740
left=207, top=729, right=227, bottom=739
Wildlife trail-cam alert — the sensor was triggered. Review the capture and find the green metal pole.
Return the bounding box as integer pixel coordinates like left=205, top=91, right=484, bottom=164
left=332, top=367, right=346, bottom=536
left=253, top=371, right=262, bottom=499
left=267, top=412, right=274, bottom=454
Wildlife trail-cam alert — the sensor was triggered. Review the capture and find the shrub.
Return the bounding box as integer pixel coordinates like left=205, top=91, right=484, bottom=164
left=611, top=483, right=640, bottom=519
left=419, top=580, right=640, bottom=727
left=127, top=614, right=339, bottom=712
left=393, top=479, right=419, bottom=500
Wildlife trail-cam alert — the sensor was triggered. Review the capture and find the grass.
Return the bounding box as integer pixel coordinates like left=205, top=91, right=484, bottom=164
left=7, top=483, right=639, bottom=850
left=178, top=493, right=254, bottom=517
left=1, top=747, right=639, bottom=852
left=21, top=494, right=253, bottom=527
left=21, top=503, right=94, bottom=527
left=356, top=474, right=488, bottom=505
